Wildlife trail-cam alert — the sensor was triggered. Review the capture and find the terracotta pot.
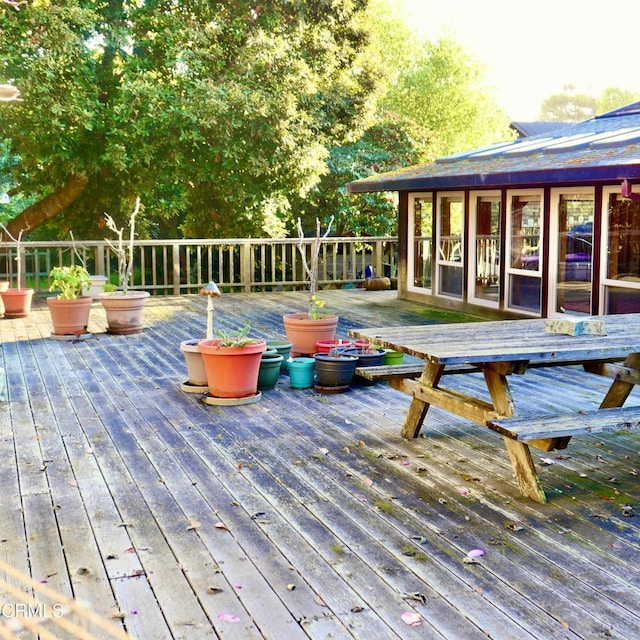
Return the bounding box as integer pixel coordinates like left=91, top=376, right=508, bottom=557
left=0, top=288, right=34, bottom=318
left=47, top=296, right=92, bottom=336
left=198, top=338, right=267, bottom=398
left=98, top=290, right=150, bottom=334
left=283, top=313, right=338, bottom=357
left=180, top=339, right=208, bottom=387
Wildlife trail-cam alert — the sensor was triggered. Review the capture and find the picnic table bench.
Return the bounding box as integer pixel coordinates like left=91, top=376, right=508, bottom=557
left=350, top=314, right=640, bottom=503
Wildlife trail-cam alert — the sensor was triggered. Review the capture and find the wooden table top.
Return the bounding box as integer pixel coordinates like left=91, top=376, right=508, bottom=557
left=349, top=314, right=640, bottom=365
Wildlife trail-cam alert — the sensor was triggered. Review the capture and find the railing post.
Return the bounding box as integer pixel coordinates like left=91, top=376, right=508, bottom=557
left=373, top=241, right=383, bottom=278
left=173, top=243, right=181, bottom=295
left=241, top=241, right=252, bottom=292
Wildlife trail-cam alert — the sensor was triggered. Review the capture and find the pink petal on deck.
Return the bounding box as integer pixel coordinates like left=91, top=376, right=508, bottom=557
left=467, top=548, right=485, bottom=558
left=218, top=613, right=240, bottom=623
left=401, top=611, right=422, bottom=626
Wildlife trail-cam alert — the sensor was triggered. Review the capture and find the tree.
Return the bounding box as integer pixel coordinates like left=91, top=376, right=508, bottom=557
left=293, top=113, right=428, bottom=236
left=597, top=87, right=640, bottom=115
left=0, top=0, right=378, bottom=239
left=539, top=85, right=598, bottom=122
left=381, top=37, right=513, bottom=160
left=301, top=1, right=512, bottom=237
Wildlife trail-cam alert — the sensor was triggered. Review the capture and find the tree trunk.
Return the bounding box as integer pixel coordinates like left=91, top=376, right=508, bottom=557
left=3, top=174, right=89, bottom=239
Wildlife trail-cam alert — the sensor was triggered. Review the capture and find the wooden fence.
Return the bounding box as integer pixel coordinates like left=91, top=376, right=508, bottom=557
left=0, top=237, right=398, bottom=295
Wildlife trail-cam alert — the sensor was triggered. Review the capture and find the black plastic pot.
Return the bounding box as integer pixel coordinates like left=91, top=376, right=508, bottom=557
left=313, top=353, right=358, bottom=387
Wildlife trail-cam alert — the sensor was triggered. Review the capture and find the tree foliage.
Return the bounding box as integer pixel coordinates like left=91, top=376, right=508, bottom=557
left=0, top=0, right=377, bottom=239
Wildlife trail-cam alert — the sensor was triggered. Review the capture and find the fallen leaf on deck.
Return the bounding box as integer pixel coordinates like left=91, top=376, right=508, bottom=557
left=540, top=457, right=555, bottom=465
left=351, top=605, right=364, bottom=612
left=401, top=611, right=422, bottom=627
left=457, top=488, right=469, bottom=495
left=218, top=613, right=240, bottom=623
left=314, top=594, right=327, bottom=607
left=363, top=477, right=373, bottom=487
left=319, top=447, right=329, bottom=455
left=187, top=521, right=201, bottom=531
left=124, top=547, right=135, bottom=554
left=287, top=584, right=296, bottom=591
left=401, top=460, right=410, bottom=466
left=207, top=586, right=223, bottom=594
left=345, top=419, right=353, bottom=425
left=215, top=522, right=229, bottom=531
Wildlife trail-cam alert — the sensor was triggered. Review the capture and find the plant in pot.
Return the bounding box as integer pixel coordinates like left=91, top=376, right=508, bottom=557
left=98, top=197, right=150, bottom=334
left=0, top=225, right=34, bottom=318
left=283, top=216, right=338, bottom=357
left=197, top=325, right=267, bottom=405
left=47, top=265, right=93, bottom=338
left=180, top=281, right=221, bottom=393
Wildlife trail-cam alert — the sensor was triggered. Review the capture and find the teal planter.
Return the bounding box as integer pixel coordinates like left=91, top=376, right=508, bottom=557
left=288, top=357, right=315, bottom=389
left=265, top=340, right=293, bottom=372
left=258, top=352, right=284, bottom=390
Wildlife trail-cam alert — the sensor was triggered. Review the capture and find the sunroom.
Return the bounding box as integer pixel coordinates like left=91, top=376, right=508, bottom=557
left=347, top=102, right=640, bottom=318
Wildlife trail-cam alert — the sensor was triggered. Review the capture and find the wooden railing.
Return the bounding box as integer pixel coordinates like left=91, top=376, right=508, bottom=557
left=0, top=237, right=398, bottom=295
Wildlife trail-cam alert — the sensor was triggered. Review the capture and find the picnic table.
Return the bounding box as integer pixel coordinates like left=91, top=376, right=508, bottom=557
left=349, top=314, right=640, bottom=503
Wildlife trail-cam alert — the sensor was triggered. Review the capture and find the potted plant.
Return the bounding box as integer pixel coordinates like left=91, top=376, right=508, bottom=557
left=283, top=216, right=338, bottom=356
left=0, top=225, right=34, bottom=318
left=197, top=325, right=267, bottom=402
left=180, top=281, right=221, bottom=393
left=98, top=197, right=150, bottom=334
left=47, top=265, right=93, bottom=337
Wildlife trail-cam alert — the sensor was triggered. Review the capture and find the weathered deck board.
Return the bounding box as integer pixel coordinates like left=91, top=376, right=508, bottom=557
left=2, top=290, right=640, bottom=638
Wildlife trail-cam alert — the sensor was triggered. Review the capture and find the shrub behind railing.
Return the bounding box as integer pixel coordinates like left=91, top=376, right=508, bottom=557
left=0, top=236, right=398, bottom=295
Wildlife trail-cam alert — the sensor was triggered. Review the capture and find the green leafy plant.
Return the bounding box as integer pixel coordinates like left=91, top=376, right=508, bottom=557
left=49, top=265, right=91, bottom=300
left=213, top=325, right=259, bottom=348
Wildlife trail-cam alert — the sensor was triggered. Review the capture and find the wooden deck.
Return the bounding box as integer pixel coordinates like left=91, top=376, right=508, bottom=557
left=2, top=289, right=640, bottom=639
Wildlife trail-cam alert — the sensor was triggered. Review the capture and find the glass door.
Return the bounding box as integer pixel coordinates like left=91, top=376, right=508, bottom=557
left=407, top=194, right=433, bottom=292
left=601, top=187, right=640, bottom=313
left=506, top=191, right=542, bottom=314
left=469, top=192, right=501, bottom=307
left=436, top=194, right=463, bottom=298
left=550, top=190, right=594, bottom=315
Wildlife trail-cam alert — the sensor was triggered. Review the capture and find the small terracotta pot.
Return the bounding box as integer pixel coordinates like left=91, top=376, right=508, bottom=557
left=0, top=288, right=34, bottom=318
left=47, top=296, right=92, bottom=336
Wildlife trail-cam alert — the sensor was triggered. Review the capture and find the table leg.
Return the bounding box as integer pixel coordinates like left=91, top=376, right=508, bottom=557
left=483, top=363, right=546, bottom=503
left=400, top=361, right=444, bottom=439
left=503, top=438, right=547, bottom=504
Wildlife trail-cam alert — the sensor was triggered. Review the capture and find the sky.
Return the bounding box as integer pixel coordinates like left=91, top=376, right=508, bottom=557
left=401, top=0, right=640, bottom=120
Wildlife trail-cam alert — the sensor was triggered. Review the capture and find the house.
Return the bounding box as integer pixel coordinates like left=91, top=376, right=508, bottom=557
left=346, top=102, right=640, bottom=318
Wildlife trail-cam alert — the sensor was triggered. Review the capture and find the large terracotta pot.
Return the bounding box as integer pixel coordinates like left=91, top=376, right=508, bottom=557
left=47, top=296, right=93, bottom=336
left=282, top=313, right=338, bottom=357
left=98, top=291, right=150, bottom=334
left=198, top=338, right=267, bottom=398
left=0, top=288, right=34, bottom=318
